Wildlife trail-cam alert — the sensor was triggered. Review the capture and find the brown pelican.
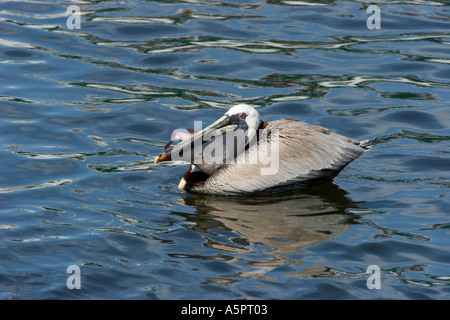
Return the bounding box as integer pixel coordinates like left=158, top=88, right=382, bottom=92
left=154, top=104, right=370, bottom=195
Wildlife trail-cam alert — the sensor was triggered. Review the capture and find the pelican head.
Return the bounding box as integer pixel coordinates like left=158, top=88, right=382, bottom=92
left=154, top=104, right=261, bottom=173
left=225, top=104, right=261, bottom=140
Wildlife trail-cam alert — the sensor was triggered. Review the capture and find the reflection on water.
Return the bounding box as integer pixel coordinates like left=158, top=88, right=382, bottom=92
left=181, top=183, right=358, bottom=279
left=1, top=0, right=450, bottom=299
left=184, top=184, right=355, bottom=254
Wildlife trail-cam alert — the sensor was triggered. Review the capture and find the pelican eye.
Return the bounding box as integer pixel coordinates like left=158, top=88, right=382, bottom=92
left=238, top=112, right=247, bottom=120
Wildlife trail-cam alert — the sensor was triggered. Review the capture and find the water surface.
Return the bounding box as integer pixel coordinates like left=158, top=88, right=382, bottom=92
left=1, top=0, right=450, bottom=299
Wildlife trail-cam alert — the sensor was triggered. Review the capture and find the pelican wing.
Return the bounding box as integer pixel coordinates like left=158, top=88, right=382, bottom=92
left=197, top=119, right=369, bottom=195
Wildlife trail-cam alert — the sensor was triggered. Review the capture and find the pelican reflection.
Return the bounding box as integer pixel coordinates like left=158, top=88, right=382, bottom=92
left=178, top=183, right=362, bottom=279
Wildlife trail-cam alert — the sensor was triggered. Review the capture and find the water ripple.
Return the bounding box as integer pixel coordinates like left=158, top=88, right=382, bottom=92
left=0, top=179, right=74, bottom=194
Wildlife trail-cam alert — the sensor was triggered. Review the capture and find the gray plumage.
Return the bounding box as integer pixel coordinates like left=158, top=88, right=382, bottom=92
left=188, top=119, right=369, bottom=195
left=155, top=104, right=370, bottom=195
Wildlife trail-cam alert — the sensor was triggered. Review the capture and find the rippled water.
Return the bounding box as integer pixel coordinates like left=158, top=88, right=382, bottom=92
left=1, top=0, right=450, bottom=300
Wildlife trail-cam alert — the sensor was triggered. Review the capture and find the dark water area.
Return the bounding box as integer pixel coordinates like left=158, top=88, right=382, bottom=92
left=1, top=0, right=449, bottom=300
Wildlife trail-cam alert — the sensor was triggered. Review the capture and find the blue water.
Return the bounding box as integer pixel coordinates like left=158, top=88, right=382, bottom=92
left=1, top=0, right=449, bottom=300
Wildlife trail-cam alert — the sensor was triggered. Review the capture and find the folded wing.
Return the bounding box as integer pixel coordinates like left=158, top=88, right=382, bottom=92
left=196, top=119, right=369, bottom=195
